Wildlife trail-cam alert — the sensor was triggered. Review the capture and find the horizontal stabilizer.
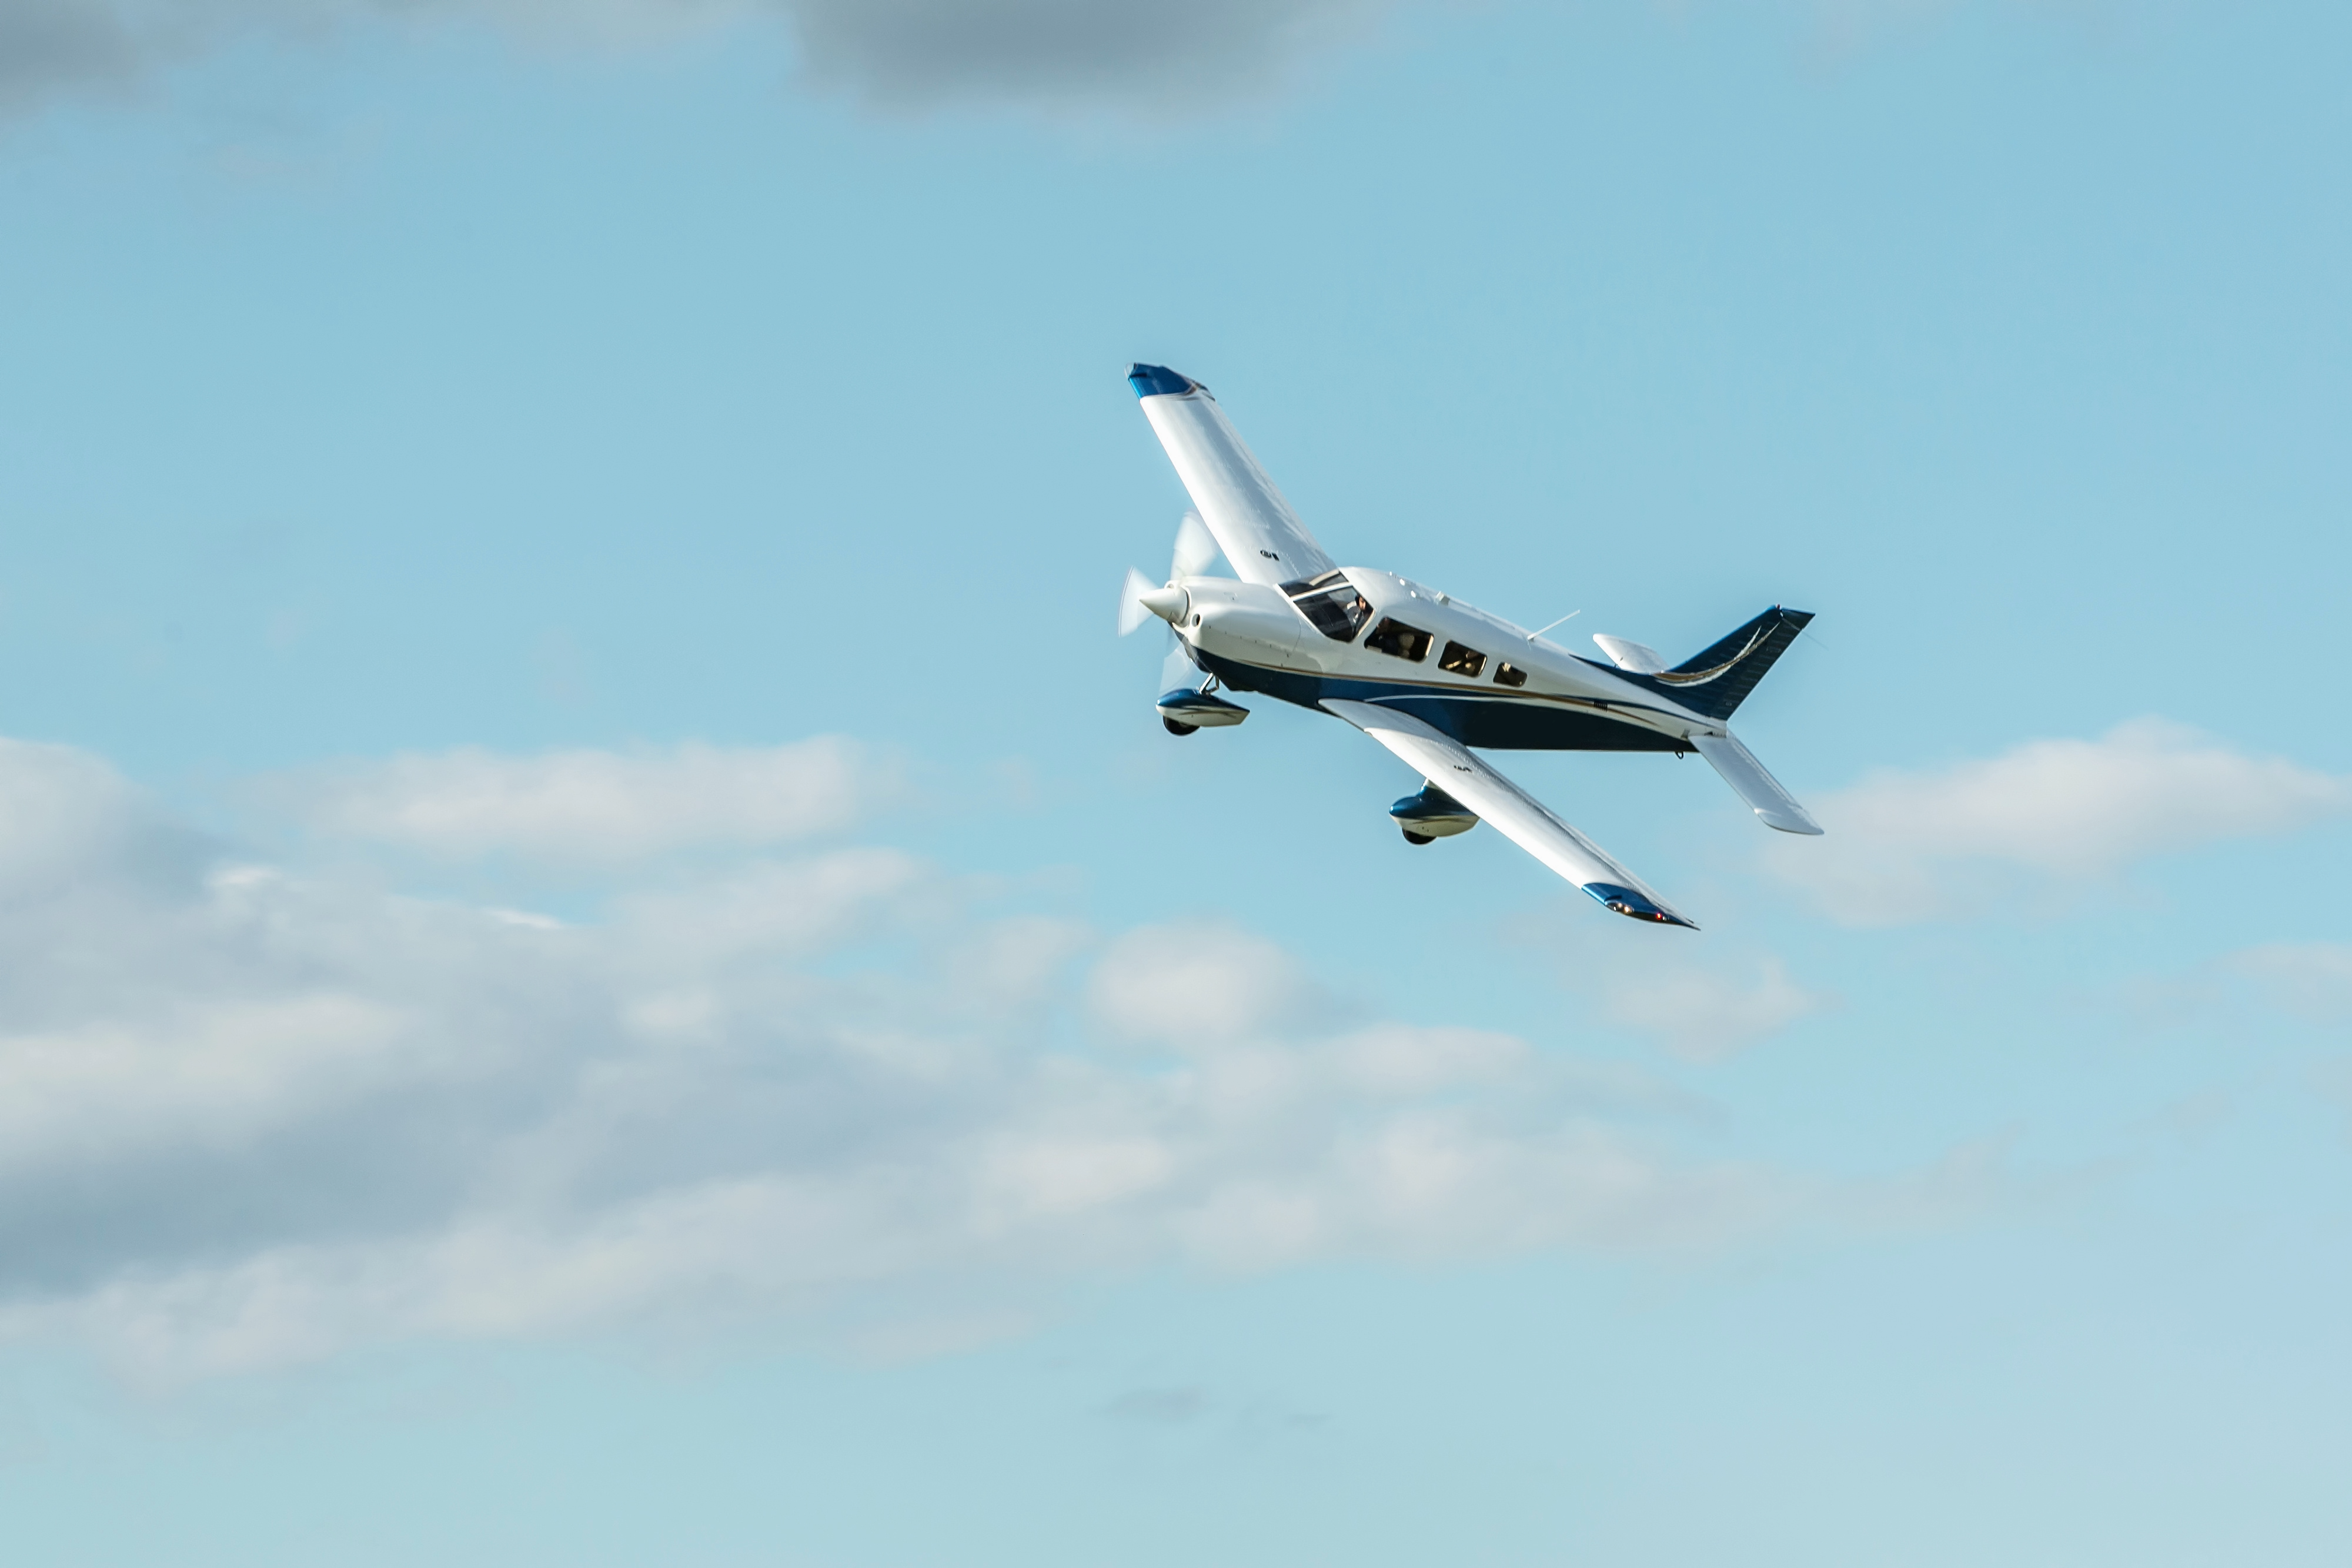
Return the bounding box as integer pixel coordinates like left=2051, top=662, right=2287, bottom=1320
left=1690, top=733, right=1821, bottom=835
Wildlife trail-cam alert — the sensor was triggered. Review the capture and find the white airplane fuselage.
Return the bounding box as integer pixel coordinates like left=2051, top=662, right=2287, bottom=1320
left=1168, top=569, right=1725, bottom=753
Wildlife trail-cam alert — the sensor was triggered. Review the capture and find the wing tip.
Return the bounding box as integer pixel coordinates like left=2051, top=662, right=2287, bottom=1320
left=1128, top=363, right=1205, bottom=400
left=1585, top=882, right=1699, bottom=930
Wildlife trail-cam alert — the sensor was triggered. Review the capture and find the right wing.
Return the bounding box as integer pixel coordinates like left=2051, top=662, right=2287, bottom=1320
left=1689, top=733, right=1822, bottom=835
left=1322, top=699, right=1697, bottom=928
left=1130, top=364, right=1337, bottom=588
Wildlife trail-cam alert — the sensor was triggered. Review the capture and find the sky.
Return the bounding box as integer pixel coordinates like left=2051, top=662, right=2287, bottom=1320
left=0, top=1, right=2348, bottom=1563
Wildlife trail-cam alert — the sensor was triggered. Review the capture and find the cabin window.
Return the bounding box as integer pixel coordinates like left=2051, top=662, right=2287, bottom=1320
left=1439, top=641, right=1486, bottom=678
left=1364, top=618, right=1433, bottom=662
left=1494, top=661, right=1528, bottom=688
left=1281, top=570, right=1376, bottom=643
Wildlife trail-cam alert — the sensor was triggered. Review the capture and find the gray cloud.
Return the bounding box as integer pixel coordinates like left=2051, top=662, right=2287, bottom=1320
left=0, top=733, right=1850, bottom=1383
left=0, top=0, right=136, bottom=113
left=0, top=0, right=1395, bottom=118
left=784, top=0, right=1392, bottom=109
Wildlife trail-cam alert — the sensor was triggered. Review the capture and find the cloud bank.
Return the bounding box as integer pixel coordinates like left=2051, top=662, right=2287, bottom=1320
left=1764, top=719, right=2350, bottom=925
left=0, top=733, right=1816, bottom=1382
left=29, top=708, right=2286, bottom=1378
left=0, top=0, right=1393, bottom=118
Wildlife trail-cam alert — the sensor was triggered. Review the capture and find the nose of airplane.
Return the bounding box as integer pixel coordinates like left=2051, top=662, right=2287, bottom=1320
left=1193, top=596, right=1308, bottom=665
left=1137, top=584, right=1189, bottom=625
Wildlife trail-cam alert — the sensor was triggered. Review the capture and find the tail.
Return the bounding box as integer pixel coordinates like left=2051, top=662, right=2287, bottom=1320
left=1635, top=606, right=1812, bottom=721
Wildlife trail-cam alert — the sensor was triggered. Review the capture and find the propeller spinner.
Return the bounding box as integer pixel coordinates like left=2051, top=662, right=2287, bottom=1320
left=1114, top=510, right=1220, bottom=636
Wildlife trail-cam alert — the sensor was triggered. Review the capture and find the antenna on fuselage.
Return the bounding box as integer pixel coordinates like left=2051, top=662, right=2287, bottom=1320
left=1526, top=609, right=1582, bottom=641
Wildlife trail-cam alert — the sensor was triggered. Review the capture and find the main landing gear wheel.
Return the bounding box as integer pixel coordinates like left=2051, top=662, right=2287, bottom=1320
left=1162, top=717, right=1199, bottom=735
left=1401, top=830, right=1434, bottom=845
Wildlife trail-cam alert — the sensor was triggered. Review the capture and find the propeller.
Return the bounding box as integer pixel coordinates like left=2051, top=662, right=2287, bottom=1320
left=1171, top=510, right=1220, bottom=579
left=1159, top=632, right=1201, bottom=697
left=1115, top=510, right=1225, bottom=728
left=1117, top=566, right=1160, bottom=636
left=1116, top=512, right=1221, bottom=636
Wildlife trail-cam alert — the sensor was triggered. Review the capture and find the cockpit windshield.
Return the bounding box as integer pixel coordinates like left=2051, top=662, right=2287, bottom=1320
left=1281, top=570, right=1377, bottom=643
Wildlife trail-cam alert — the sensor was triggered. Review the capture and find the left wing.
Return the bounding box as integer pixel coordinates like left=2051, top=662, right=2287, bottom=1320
left=1322, top=699, right=1697, bottom=928
left=1130, top=363, right=1336, bottom=588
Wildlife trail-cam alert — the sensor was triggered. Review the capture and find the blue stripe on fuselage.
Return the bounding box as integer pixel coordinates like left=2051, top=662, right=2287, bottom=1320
left=1191, top=650, right=1688, bottom=753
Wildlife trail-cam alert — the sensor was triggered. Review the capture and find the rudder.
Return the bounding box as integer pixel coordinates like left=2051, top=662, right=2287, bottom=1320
left=1636, top=606, right=1813, bottom=721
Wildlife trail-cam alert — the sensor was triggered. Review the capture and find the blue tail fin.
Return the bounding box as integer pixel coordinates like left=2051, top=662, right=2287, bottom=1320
left=1629, top=606, right=1813, bottom=721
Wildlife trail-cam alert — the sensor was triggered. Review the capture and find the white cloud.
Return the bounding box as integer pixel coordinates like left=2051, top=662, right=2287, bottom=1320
left=1087, top=921, right=1335, bottom=1049
left=1539, top=911, right=1837, bottom=1061
left=1764, top=719, right=2350, bottom=926
left=0, top=734, right=1852, bottom=1383
left=2226, top=944, right=2352, bottom=1024
left=275, top=737, right=892, bottom=861
left=1598, top=954, right=1834, bottom=1063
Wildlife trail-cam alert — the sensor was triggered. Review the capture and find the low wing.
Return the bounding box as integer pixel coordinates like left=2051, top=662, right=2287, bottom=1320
left=1322, top=699, right=1697, bottom=928
left=1130, top=364, right=1336, bottom=588
left=1690, top=733, right=1822, bottom=835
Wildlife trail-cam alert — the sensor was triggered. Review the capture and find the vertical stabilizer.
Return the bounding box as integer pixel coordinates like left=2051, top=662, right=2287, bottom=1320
left=1633, top=606, right=1813, bottom=721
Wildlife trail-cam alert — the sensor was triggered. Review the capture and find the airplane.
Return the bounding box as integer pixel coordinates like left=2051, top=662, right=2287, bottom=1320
left=1116, top=362, right=1821, bottom=931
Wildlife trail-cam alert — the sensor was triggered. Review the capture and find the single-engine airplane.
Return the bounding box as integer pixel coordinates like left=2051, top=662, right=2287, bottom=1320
left=1117, top=363, right=1822, bottom=930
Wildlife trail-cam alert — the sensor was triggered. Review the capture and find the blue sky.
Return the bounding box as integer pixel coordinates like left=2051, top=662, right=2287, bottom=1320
left=0, top=2, right=2348, bottom=1563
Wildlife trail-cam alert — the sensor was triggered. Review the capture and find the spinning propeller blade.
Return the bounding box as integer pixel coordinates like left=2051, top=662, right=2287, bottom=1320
left=1116, top=566, right=1158, bottom=636
left=1160, top=633, right=1198, bottom=696
left=1171, top=510, right=1220, bottom=580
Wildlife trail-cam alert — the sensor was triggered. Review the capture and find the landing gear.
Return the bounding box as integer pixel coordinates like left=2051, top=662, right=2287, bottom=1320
left=1389, top=783, right=1479, bottom=844
left=1155, top=678, right=1247, bottom=734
